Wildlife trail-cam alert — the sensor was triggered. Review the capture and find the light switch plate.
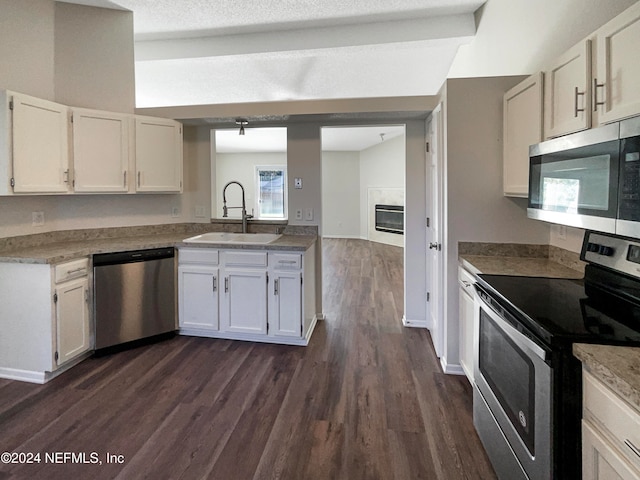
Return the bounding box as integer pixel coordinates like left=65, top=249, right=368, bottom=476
left=294, top=178, right=302, bottom=189
left=304, top=208, right=313, bottom=221
left=195, top=206, right=206, bottom=218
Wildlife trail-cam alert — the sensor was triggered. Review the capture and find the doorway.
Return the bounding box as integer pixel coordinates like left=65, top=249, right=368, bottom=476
left=320, top=124, right=406, bottom=321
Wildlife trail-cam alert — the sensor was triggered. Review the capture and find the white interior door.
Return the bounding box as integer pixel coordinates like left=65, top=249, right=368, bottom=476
left=426, top=104, right=444, bottom=358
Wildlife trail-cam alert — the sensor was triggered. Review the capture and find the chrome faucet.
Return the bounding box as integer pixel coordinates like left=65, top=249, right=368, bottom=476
left=222, top=181, right=253, bottom=233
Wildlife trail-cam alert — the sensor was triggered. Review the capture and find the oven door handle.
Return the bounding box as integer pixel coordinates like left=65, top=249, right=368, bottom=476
left=477, top=296, right=548, bottom=362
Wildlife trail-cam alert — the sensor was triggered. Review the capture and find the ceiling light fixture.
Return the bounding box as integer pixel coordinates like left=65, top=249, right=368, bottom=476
left=236, top=118, right=248, bottom=135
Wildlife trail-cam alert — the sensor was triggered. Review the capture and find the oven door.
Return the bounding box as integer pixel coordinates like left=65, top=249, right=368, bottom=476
left=474, top=292, right=552, bottom=480
left=528, top=122, right=620, bottom=232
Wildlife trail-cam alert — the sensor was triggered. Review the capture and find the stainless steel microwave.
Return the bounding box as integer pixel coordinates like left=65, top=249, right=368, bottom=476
left=528, top=116, right=640, bottom=237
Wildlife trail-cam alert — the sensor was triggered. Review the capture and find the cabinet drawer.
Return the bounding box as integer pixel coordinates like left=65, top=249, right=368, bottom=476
left=223, top=251, right=268, bottom=267
left=270, top=253, right=302, bottom=270
left=179, top=248, right=219, bottom=265
left=54, top=258, right=89, bottom=283
left=583, top=371, right=640, bottom=470
left=458, top=266, right=476, bottom=295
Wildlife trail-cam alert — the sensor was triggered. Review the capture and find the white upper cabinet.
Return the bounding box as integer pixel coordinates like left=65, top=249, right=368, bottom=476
left=72, top=108, right=130, bottom=193
left=10, top=92, right=71, bottom=194
left=593, top=1, right=640, bottom=125
left=544, top=40, right=592, bottom=138
left=503, top=73, right=543, bottom=197
left=135, top=116, right=183, bottom=193
left=0, top=90, right=183, bottom=196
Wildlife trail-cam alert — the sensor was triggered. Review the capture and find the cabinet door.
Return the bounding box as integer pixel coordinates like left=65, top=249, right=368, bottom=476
left=503, top=73, right=543, bottom=197
left=269, top=271, right=302, bottom=338
left=221, top=268, right=267, bottom=335
left=56, top=276, right=90, bottom=366
left=12, top=93, right=70, bottom=193
left=544, top=40, right=592, bottom=138
left=73, top=108, right=130, bottom=193
left=595, top=2, right=640, bottom=124
left=178, top=265, right=219, bottom=331
left=582, top=421, right=640, bottom=480
left=135, top=116, right=183, bottom=193
left=458, top=284, right=475, bottom=382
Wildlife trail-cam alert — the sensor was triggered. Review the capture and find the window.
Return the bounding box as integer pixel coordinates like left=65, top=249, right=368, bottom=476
left=255, top=166, right=287, bottom=219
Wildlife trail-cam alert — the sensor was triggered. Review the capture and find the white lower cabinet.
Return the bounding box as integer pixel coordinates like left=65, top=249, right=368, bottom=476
left=0, top=258, right=91, bottom=383
left=55, top=275, right=90, bottom=366
left=269, top=253, right=304, bottom=338
left=222, top=267, right=268, bottom=335
left=582, top=370, right=640, bottom=480
left=458, top=265, right=476, bottom=382
left=177, top=244, right=316, bottom=345
left=178, top=264, right=220, bottom=332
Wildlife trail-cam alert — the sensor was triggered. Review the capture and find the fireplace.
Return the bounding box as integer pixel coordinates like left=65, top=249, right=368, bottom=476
left=375, top=204, right=404, bottom=235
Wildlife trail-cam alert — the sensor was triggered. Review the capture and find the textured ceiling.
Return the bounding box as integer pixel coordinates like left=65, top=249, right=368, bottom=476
left=59, top=0, right=485, bottom=108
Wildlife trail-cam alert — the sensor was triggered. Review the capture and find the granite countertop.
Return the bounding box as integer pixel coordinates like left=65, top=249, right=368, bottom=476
left=0, top=233, right=317, bottom=265
left=459, top=255, right=584, bottom=279
left=574, top=343, right=640, bottom=412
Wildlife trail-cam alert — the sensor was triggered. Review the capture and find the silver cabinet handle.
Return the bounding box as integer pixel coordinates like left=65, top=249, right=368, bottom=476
left=67, top=267, right=87, bottom=275
left=212, top=276, right=217, bottom=292
left=123, top=171, right=127, bottom=187
left=461, top=280, right=471, bottom=287
left=137, top=171, right=141, bottom=187
left=429, top=242, right=441, bottom=250
left=624, top=439, right=640, bottom=459
left=593, top=78, right=605, bottom=111
left=274, top=279, right=279, bottom=295
left=574, top=86, right=586, bottom=117
left=225, top=277, right=229, bottom=293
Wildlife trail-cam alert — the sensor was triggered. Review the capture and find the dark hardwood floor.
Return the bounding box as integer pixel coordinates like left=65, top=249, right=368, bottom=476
left=0, top=238, right=496, bottom=480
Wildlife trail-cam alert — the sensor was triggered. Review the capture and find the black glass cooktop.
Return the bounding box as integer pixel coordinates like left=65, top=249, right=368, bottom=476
left=477, top=273, right=640, bottom=348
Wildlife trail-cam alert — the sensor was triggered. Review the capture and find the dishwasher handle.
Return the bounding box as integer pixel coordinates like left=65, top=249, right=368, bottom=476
left=93, top=247, right=175, bottom=267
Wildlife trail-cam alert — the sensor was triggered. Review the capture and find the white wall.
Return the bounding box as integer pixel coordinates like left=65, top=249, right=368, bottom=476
left=0, top=0, right=55, bottom=101
left=449, top=0, right=637, bottom=79
left=0, top=2, right=211, bottom=239
left=440, top=76, right=551, bottom=370
left=359, top=134, right=405, bottom=240
left=54, top=2, right=135, bottom=113
left=321, top=151, right=360, bottom=238
left=214, top=152, right=286, bottom=219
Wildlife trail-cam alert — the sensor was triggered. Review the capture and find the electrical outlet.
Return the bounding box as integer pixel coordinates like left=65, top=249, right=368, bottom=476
left=32, top=211, right=44, bottom=226
left=195, top=206, right=206, bottom=218
left=294, top=178, right=303, bottom=189
left=295, top=209, right=303, bottom=220
left=558, top=225, right=567, bottom=240
left=171, top=206, right=180, bottom=217
left=304, top=208, right=313, bottom=221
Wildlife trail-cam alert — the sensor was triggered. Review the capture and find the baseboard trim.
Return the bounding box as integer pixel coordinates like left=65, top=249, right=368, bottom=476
left=440, top=356, right=465, bottom=375
left=402, top=316, right=428, bottom=328
left=0, top=351, right=91, bottom=384
left=321, top=235, right=362, bottom=239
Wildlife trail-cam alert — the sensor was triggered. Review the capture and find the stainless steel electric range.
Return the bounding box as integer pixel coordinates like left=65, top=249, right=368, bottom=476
left=473, top=230, right=640, bottom=479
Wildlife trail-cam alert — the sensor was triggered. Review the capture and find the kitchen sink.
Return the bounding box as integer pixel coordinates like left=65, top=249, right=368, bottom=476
left=182, top=232, right=282, bottom=244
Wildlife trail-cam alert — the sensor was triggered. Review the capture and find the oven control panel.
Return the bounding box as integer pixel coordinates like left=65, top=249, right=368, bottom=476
left=582, top=231, right=640, bottom=278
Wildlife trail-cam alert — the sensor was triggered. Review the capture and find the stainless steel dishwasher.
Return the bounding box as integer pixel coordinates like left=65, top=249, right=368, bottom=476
left=93, top=247, right=176, bottom=352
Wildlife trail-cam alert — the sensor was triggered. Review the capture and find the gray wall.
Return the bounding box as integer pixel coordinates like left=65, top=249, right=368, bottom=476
left=0, top=1, right=211, bottom=238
